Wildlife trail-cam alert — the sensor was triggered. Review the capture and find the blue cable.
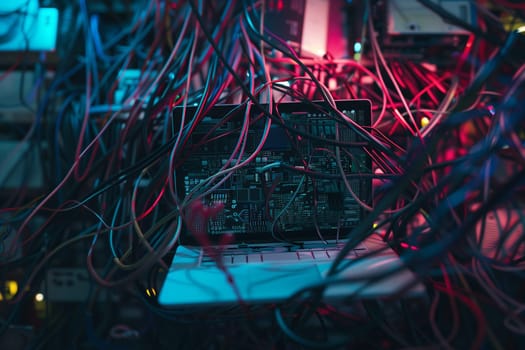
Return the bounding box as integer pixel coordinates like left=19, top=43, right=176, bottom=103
left=108, top=197, right=123, bottom=260
left=90, top=15, right=111, bottom=63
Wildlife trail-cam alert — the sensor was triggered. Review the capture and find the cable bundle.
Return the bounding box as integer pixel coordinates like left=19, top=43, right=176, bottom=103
left=0, top=0, right=524, bottom=348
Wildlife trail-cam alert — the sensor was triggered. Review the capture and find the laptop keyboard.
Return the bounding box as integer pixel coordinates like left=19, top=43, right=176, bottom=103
left=200, top=245, right=368, bottom=266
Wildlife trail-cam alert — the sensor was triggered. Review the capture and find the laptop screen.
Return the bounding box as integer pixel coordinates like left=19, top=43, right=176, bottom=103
left=174, top=99, right=372, bottom=245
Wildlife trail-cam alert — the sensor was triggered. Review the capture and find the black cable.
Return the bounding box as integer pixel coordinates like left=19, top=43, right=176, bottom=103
left=242, top=4, right=398, bottom=158
left=453, top=30, right=523, bottom=111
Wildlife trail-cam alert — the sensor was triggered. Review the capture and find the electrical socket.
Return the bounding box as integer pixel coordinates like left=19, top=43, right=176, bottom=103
left=43, top=268, right=114, bottom=302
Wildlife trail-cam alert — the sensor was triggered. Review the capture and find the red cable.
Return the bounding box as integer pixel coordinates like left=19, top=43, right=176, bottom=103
left=0, top=54, right=23, bottom=81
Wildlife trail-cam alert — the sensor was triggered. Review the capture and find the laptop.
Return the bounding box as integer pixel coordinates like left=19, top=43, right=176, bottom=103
left=159, top=99, right=424, bottom=306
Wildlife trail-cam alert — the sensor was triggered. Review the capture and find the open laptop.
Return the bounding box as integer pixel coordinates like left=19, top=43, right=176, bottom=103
left=159, top=99, right=424, bottom=306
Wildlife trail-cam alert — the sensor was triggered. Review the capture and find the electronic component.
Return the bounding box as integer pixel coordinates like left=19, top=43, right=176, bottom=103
left=264, top=0, right=306, bottom=53
left=264, top=0, right=346, bottom=57
left=0, top=1, right=59, bottom=52
left=177, top=101, right=371, bottom=239
left=44, top=268, right=114, bottom=302
left=369, top=0, right=475, bottom=63
left=387, top=0, right=474, bottom=35
left=0, top=140, right=43, bottom=190
left=114, top=69, right=155, bottom=105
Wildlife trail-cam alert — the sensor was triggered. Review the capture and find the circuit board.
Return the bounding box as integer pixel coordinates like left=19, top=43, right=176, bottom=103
left=177, top=101, right=371, bottom=240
